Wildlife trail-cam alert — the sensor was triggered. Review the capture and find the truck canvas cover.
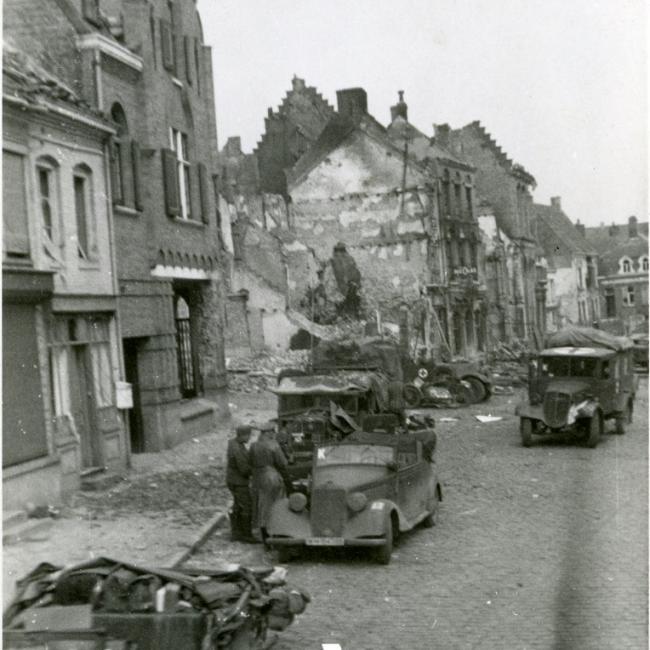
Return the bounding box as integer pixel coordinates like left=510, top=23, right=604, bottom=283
left=545, top=326, right=633, bottom=352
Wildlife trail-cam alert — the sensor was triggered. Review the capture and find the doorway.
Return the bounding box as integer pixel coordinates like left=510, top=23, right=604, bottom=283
left=69, top=345, right=100, bottom=468
left=123, top=337, right=145, bottom=453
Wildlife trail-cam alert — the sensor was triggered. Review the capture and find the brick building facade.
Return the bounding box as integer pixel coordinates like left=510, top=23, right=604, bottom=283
left=6, top=0, right=227, bottom=455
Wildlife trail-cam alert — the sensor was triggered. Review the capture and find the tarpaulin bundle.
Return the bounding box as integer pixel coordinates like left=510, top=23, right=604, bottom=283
left=545, top=326, right=633, bottom=352
left=3, top=557, right=310, bottom=650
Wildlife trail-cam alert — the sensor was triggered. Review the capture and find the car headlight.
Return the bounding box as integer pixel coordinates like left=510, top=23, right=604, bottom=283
left=288, top=492, right=307, bottom=513
left=346, top=492, right=368, bottom=513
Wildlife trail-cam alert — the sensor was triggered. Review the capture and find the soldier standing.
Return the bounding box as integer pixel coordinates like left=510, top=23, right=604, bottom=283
left=225, top=425, right=257, bottom=543
left=250, top=422, right=293, bottom=544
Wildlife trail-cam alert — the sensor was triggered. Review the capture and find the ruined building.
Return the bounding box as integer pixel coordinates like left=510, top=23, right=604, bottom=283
left=441, top=122, right=547, bottom=345
left=531, top=198, right=599, bottom=332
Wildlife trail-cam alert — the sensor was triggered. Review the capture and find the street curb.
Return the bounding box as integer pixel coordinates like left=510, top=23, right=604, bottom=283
left=169, top=511, right=228, bottom=568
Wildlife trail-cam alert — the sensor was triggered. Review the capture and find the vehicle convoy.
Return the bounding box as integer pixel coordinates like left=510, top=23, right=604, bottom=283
left=266, top=429, right=442, bottom=564
left=272, top=337, right=435, bottom=478
left=516, top=327, right=637, bottom=448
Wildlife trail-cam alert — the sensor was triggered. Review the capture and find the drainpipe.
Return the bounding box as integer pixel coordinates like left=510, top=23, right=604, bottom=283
left=92, top=50, right=104, bottom=110
left=103, top=135, right=131, bottom=468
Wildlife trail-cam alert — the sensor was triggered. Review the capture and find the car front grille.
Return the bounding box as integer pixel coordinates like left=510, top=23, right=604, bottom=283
left=543, top=392, right=571, bottom=428
left=310, top=485, right=347, bottom=536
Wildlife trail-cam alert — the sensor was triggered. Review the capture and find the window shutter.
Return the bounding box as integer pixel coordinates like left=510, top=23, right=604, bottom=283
left=184, top=36, right=192, bottom=85
left=110, top=142, right=123, bottom=205
left=160, top=20, right=174, bottom=71
left=131, top=140, right=143, bottom=211
left=198, top=162, right=210, bottom=224
left=161, top=148, right=180, bottom=217
left=2, top=151, right=30, bottom=256
left=189, top=163, right=201, bottom=221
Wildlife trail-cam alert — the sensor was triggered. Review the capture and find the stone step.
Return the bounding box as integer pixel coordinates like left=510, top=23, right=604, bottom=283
left=3, top=518, right=52, bottom=545
left=80, top=471, right=123, bottom=492
left=3, top=510, right=27, bottom=529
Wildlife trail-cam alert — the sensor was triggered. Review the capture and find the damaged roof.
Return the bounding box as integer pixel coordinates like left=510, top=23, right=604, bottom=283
left=532, top=203, right=596, bottom=261
left=3, top=40, right=110, bottom=128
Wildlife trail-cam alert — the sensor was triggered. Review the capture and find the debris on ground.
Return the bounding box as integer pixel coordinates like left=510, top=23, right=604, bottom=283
left=4, top=557, right=310, bottom=649
left=475, top=415, right=503, bottom=423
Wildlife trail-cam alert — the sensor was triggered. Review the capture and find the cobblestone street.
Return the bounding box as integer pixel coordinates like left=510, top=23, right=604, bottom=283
left=193, top=380, right=648, bottom=650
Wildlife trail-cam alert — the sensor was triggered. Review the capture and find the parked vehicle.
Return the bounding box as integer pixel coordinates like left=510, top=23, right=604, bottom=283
left=630, top=327, right=649, bottom=371
left=516, top=327, right=637, bottom=448
left=402, top=361, right=492, bottom=408
left=266, top=430, right=442, bottom=564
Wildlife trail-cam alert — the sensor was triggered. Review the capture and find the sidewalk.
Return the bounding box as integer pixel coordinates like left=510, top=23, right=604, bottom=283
left=3, top=390, right=277, bottom=608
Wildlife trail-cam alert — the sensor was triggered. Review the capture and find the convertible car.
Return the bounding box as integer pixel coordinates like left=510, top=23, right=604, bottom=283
left=266, top=430, right=442, bottom=564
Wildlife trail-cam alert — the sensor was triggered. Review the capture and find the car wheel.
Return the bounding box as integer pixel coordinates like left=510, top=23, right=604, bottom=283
left=422, top=487, right=441, bottom=528
left=520, top=417, right=534, bottom=447
left=462, top=376, right=488, bottom=403
left=403, top=384, right=422, bottom=408
left=615, top=401, right=633, bottom=435
left=586, top=412, right=602, bottom=448
left=375, top=518, right=394, bottom=565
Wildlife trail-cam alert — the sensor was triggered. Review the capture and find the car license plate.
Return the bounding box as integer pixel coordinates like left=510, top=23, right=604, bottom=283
left=305, top=537, right=344, bottom=546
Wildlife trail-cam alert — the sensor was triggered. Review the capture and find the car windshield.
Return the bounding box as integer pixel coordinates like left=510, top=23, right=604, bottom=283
left=316, top=444, right=394, bottom=466
left=541, top=356, right=598, bottom=378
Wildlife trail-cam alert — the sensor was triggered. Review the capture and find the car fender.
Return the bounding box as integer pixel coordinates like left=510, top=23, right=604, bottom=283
left=267, top=498, right=311, bottom=538
left=346, top=498, right=406, bottom=536
left=460, top=371, right=492, bottom=391
left=515, top=403, right=544, bottom=422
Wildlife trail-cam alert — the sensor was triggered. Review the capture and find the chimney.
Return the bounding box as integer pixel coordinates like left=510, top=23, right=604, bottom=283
left=609, top=222, right=619, bottom=237
left=550, top=196, right=561, bottom=210
left=390, top=90, right=408, bottom=122
left=575, top=219, right=585, bottom=237
left=434, top=123, right=451, bottom=148
left=336, top=87, right=368, bottom=121
left=628, top=215, right=638, bottom=238
left=225, top=136, right=242, bottom=156
left=291, top=75, right=305, bottom=92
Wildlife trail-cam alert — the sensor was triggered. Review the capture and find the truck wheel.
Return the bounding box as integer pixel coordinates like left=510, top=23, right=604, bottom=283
left=520, top=418, right=534, bottom=447
left=375, top=519, right=394, bottom=565
left=615, top=401, right=633, bottom=435
left=462, top=376, right=488, bottom=403
left=586, top=412, right=602, bottom=448
left=403, top=385, right=422, bottom=408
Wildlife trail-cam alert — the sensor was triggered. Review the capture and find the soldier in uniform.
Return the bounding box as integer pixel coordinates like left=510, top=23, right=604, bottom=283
left=250, top=422, right=293, bottom=544
left=225, top=425, right=257, bottom=543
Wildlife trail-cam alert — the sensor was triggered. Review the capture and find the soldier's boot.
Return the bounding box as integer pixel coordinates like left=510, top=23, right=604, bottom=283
left=238, top=512, right=259, bottom=544
left=229, top=510, right=243, bottom=541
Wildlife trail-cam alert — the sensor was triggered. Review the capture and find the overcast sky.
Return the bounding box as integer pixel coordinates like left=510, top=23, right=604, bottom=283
left=197, top=0, right=647, bottom=227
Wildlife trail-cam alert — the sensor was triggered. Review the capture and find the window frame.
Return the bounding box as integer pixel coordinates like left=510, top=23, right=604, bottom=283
left=73, top=165, right=96, bottom=261
left=169, top=127, right=192, bottom=220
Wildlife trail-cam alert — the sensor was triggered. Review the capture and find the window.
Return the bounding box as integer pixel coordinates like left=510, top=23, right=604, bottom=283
left=621, top=257, right=632, bottom=273
left=150, top=7, right=157, bottom=67
left=577, top=268, right=584, bottom=289
left=175, top=293, right=197, bottom=397
left=623, top=286, right=635, bottom=306
left=605, top=287, right=616, bottom=317
left=441, top=169, right=451, bottom=216
left=465, top=185, right=473, bottom=218
left=170, top=128, right=192, bottom=219
left=35, top=156, right=62, bottom=261
left=73, top=165, right=95, bottom=260
left=3, top=150, right=30, bottom=258
left=454, top=174, right=462, bottom=217
left=110, top=104, right=142, bottom=210
left=640, top=256, right=648, bottom=272
left=194, top=39, right=201, bottom=94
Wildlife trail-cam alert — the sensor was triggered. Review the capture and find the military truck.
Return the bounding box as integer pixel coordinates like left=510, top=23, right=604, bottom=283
left=516, top=327, right=637, bottom=448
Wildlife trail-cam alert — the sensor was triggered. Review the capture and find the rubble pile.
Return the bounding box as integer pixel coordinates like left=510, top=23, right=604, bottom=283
left=227, top=350, right=309, bottom=394
left=4, top=558, right=310, bottom=649
left=75, top=467, right=231, bottom=527
left=489, top=361, right=528, bottom=393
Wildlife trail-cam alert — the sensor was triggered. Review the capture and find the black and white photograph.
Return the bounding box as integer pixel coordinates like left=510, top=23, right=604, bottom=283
left=2, top=0, right=648, bottom=648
